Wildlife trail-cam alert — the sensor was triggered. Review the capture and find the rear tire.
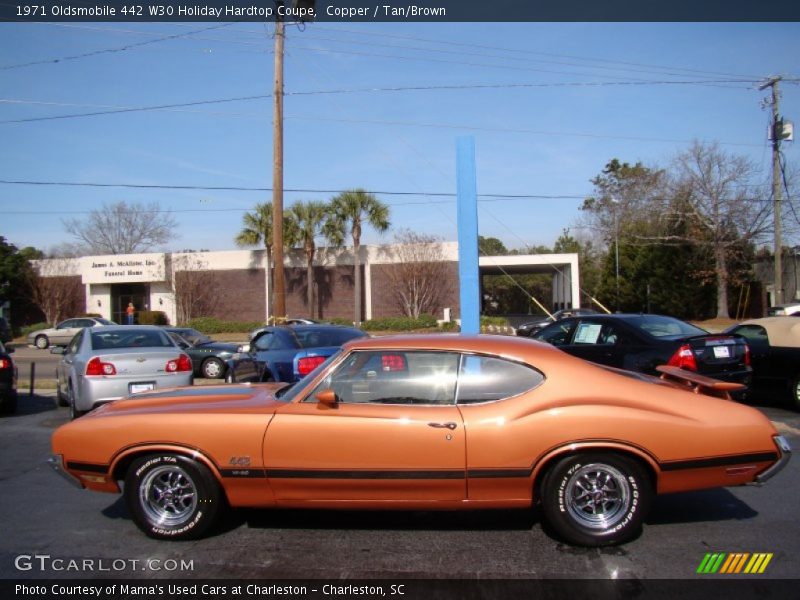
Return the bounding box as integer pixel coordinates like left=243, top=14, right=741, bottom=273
left=67, top=384, right=86, bottom=420
left=1, top=392, right=17, bottom=415
left=35, top=335, right=49, bottom=350
left=201, top=358, right=225, bottom=379
left=125, top=454, right=223, bottom=540
left=540, top=453, right=651, bottom=547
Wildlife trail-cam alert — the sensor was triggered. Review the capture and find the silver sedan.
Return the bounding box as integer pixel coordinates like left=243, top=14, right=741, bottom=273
left=27, top=317, right=115, bottom=349
left=53, top=325, right=193, bottom=419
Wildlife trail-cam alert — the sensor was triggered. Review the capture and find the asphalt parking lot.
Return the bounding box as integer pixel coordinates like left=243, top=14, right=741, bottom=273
left=1, top=384, right=798, bottom=585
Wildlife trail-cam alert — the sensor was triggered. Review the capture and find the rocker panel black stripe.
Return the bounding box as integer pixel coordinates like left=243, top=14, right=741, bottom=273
left=66, top=461, right=108, bottom=473
left=659, top=452, right=778, bottom=472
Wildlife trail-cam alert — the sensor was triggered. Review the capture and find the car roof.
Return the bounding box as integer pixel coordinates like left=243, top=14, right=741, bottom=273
left=737, top=317, right=800, bottom=347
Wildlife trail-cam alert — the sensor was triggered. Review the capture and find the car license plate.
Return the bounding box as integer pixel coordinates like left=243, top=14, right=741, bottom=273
left=129, top=382, right=155, bottom=394
left=713, top=346, right=731, bottom=359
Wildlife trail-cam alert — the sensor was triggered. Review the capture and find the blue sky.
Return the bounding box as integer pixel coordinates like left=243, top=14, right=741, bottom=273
left=1, top=21, right=798, bottom=255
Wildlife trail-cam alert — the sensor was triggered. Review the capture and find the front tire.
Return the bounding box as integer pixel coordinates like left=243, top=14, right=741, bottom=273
left=125, top=454, right=223, bottom=540
left=35, top=335, right=49, bottom=350
left=790, top=377, right=800, bottom=411
left=540, top=453, right=651, bottom=547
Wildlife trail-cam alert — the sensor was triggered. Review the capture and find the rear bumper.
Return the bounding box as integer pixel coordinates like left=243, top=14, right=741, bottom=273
left=752, top=435, right=792, bottom=486
left=77, top=373, right=193, bottom=411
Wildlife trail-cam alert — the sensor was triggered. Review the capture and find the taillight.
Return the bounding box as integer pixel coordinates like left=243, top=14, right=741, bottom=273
left=166, top=354, right=192, bottom=373
left=86, top=356, right=117, bottom=376
left=381, top=354, right=407, bottom=371
left=297, top=355, right=326, bottom=376
left=667, top=344, right=698, bottom=371
left=0, top=358, right=10, bottom=369
left=744, top=343, right=751, bottom=366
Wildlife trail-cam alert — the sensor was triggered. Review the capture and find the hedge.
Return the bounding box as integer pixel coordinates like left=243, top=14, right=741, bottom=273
left=21, top=322, right=51, bottom=338
left=361, top=314, right=438, bottom=331
left=137, top=310, right=169, bottom=326
left=185, top=317, right=263, bottom=334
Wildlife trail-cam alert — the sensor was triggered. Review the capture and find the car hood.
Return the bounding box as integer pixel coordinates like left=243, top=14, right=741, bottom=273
left=87, top=383, right=289, bottom=417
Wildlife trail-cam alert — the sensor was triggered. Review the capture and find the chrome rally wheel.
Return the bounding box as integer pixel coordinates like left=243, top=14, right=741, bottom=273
left=541, top=453, right=651, bottom=547
left=125, top=454, right=222, bottom=540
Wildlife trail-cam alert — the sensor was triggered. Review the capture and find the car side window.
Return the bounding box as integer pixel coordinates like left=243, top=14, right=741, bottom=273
left=456, top=355, right=544, bottom=404
left=58, top=320, right=75, bottom=330
left=253, top=332, right=274, bottom=351
left=306, top=350, right=459, bottom=405
left=77, top=319, right=94, bottom=328
left=535, top=321, right=576, bottom=346
left=66, top=329, right=84, bottom=355
left=573, top=322, right=621, bottom=346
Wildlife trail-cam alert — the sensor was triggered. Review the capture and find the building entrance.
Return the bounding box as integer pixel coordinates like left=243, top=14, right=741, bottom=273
left=111, top=283, right=150, bottom=324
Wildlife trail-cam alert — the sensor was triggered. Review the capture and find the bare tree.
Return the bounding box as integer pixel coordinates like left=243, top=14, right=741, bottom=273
left=63, top=201, right=178, bottom=255
left=29, top=258, right=84, bottom=324
left=667, top=142, right=772, bottom=318
left=172, top=255, right=218, bottom=324
left=385, top=230, right=450, bottom=319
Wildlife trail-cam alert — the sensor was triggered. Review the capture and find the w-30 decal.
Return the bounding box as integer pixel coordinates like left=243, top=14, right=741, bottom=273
left=696, top=553, right=774, bottom=574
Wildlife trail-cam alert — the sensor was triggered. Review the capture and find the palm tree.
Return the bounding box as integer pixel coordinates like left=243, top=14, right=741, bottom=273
left=287, top=201, right=336, bottom=317
left=330, top=189, right=390, bottom=324
left=235, top=203, right=296, bottom=316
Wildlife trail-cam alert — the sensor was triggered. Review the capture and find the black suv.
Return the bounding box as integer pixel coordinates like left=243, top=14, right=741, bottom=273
left=0, top=341, right=17, bottom=414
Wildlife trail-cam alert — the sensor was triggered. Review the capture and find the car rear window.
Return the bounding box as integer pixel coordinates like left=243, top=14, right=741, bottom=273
left=296, top=329, right=365, bottom=348
left=627, top=316, right=707, bottom=338
left=91, top=330, right=174, bottom=350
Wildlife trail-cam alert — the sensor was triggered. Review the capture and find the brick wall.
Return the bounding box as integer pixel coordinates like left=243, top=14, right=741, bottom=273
left=202, top=269, right=266, bottom=322
left=370, top=262, right=460, bottom=320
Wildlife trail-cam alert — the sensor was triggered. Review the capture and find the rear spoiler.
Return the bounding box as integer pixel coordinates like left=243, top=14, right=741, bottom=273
left=655, top=365, right=745, bottom=400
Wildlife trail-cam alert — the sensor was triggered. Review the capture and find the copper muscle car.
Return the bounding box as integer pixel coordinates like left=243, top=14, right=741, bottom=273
left=49, top=335, right=791, bottom=546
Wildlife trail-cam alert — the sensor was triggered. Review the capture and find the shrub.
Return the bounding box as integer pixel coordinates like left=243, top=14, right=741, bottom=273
left=22, top=322, right=51, bottom=338
left=137, top=310, right=169, bottom=326
left=328, top=317, right=356, bottom=327
left=80, top=313, right=102, bottom=318
left=361, top=314, right=438, bottom=331
left=480, top=316, right=509, bottom=327
left=186, top=317, right=263, bottom=334
left=439, top=321, right=460, bottom=332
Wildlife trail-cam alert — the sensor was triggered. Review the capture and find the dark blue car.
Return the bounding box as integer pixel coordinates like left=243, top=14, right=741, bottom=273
left=226, top=325, right=367, bottom=383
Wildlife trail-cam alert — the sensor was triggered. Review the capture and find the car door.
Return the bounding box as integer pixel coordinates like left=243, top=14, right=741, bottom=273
left=252, top=330, right=302, bottom=381
left=263, top=349, right=466, bottom=502
left=562, top=319, right=630, bottom=368
left=56, top=329, right=85, bottom=398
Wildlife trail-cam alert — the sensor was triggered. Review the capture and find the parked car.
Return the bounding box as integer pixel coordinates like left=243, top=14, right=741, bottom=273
left=724, top=317, right=800, bottom=410
left=766, top=303, right=800, bottom=317
left=27, top=317, right=116, bottom=349
left=52, top=325, right=193, bottom=419
left=0, top=341, right=17, bottom=414
left=0, top=317, right=11, bottom=344
left=532, top=313, right=752, bottom=390
left=228, top=324, right=368, bottom=383
left=248, top=318, right=328, bottom=340
left=49, top=334, right=790, bottom=545
left=516, top=308, right=598, bottom=337
left=163, top=327, right=240, bottom=379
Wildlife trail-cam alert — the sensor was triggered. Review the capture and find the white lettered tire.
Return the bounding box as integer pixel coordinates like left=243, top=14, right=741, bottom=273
left=125, top=454, right=223, bottom=540
left=541, top=453, right=651, bottom=547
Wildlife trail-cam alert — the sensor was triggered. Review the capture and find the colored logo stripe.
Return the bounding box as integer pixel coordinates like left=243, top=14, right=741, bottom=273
left=697, top=553, right=773, bottom=574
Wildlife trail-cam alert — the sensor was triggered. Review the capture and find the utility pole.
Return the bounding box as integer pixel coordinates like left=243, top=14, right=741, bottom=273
left=271, top=10, right=286, bottom=319
left=760, top=76, right=784, bottom=306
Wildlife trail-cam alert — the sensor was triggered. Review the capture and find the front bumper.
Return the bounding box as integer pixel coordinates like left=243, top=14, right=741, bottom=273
left=752, top=435, right=792, bottom=485
left=47, top=454, right=84, bottom=489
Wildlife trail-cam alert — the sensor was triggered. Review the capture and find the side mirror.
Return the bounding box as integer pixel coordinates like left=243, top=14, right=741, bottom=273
left=315, top=389, right=337, bottom=406
left=50, top=347, right=65, bottom=355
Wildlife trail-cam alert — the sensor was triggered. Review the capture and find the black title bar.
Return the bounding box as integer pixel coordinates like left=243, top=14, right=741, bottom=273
left=3, top=0, right=800, bottom=23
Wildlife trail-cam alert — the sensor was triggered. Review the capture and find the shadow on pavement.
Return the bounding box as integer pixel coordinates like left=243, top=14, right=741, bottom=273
left=647, top=488, right=758, bottom=525
left=8, top=391, right=59, bottom=418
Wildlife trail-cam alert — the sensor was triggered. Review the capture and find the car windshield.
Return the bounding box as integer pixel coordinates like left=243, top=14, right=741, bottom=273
left=91, top=330, right=174, bottom=350
left=174, top=329, right=211, bottom=345
left=627, top=315, right=707, bottom=338
left=276, top=350, right=343, bottom=403
left=294, top=329, right=364, bottom=348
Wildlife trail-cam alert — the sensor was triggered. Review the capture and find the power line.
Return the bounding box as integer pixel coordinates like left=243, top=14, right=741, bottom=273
left=0, top=23, right=236, bottom=71
left=0, top=178, right=587, bottom=199
left=0, top=79, right=761, bottom=126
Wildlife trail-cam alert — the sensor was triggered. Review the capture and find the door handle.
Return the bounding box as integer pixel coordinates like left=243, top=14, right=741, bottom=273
left=428, top=422, right=457, bottom=430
